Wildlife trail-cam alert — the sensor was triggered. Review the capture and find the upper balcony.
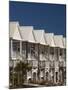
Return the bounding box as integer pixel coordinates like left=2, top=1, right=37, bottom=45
left=27, top=53, right=37, bottom=60
left=39, top=45, right=49, bottom=61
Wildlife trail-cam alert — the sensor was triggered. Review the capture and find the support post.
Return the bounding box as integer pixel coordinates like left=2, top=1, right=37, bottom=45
left=48, top=46, right=50, bottom=82
left=26, top=42, right=28, bottom=60
left=54, top=72, right=56, bottom=84
left=20, top=41, right=22, bottom=60
left=38, top=44, right=40, bottom=81
left=12, top=60, right=14, bottom=88
left=11, top=39, right=13, bottom=58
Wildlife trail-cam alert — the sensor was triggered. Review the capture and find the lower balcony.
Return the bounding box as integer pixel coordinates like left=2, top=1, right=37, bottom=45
left=40, top=54, right=48, bottom=61
left=11, top=51, right=27, bottom=60
left=59, top=56, right=64, bottom=62
left=28, top=60, right=38, bottom=68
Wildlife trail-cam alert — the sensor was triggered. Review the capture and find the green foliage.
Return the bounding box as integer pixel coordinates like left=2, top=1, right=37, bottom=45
left=10, top=60, right=32, bottom=87
left=14, top=61, right=32, bottom=73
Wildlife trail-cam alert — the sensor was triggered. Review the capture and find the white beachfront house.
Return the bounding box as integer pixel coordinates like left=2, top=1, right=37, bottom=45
left=9, top=21, right=66, bottom=86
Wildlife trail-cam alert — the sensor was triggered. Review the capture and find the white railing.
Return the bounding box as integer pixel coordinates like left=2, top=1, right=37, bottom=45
left=22, top=51, right=26, bottom=59
left=40, top=71, right=44, bottom=77
left=49, top=55, right=55, bottom=61
left=27, top=53, right=37, bottom=60
left=40, top=54, right=48, bottom=61
left=28, top=53, right=32, bottom=60
left=40, top=54, right=43, bottom=60
left=32, top=60, right=38, bottom=67
left=11, top=51, right=17, bottom=59
left=11, top=51, right=21, bottom=59
left=28, top=60, right=38, bottom=67
left=39, top=61, right=45, bottom=67
left=45, top=61, right=50, bottom=71
left=59, top=56, right=64, bottom=62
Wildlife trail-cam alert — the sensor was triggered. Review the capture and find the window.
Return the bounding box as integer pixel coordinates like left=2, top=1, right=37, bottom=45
left=55, top=48, right=59, bottom=60
left=45, top=47, right=48, bottom=54
left=46, top=72, right=48, bottom=81
left=64, top=49, right=66, bottom=58
left=33, top=72, right=36, bottom=81
left=55, top=48, right=58, bottom=56
left=28, top=44, right=35, bottom=54
left=50, top=47, right=54, bottom=55
left=56, top=72, right=58, bottom=82
left=13, top=40, right=20, bottom=52
left=41, top=77, right=44, bottom=79
left=60, top=49, right=63, bottom=56
left=31, top=44, right=35, bottom=56
left=22, top=43, right=26, bottom=54
left=40, top=46, right=45, bottom=54
left=41, top=51, right=44, bottom=54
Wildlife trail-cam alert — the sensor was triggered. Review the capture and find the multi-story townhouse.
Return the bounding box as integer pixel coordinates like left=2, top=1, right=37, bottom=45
left=9, top=21, right=66, bottom=87
left=54, top=35, right=66, bottom=84
left=44, top=33, right=56, bottom=84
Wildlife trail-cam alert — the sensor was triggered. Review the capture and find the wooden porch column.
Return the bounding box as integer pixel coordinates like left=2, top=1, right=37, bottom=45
left=20, top=41, right=22, bottom=60
left=55, top=47, right=60, bottom=84
left=25, top=42, right=28, bottom=82
left=36, top=71, right=38, bottom=81
left=54, top=72, right=56, bottom=84
left=12, top=60, right=14, bottom=87
left=63, top=49, right=66, bottom=84
left=10, top=39, right=14, bottom=87
left=26, top=42, right=28, bottom=60
left=38, top=44, right=40, bottom=81
left=48, top=46, right=50, bottom=60
left=44, top=70, right=46, bottom=81
left=58, top=71, right=59, bottom=83
left=10, top=39, right=13, bottom=58
left=48, top=46, right=50, bottom=82
left=57, top=48, right=59, bottom=61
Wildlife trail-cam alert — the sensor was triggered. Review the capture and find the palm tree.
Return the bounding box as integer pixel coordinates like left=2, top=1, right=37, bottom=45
left=13, top=60, right=32, bottom=87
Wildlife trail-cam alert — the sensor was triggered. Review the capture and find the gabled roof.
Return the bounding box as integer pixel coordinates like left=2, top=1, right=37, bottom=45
left=9, top=22, right=22, bottom=40
left=45, top=33, right=55, bottom=47
left=63, top=37, right=66, bottom=48
left=33, top=30, right=47, bottom=45
left=19, top=26, right=35, bottom=43
left=54, top=35, right=64, bottom=48
left=9, top=21, right=66, bottom=48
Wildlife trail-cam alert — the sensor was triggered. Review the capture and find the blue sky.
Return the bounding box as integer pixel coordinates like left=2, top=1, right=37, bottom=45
left=9, top=1, right=66, bottom=36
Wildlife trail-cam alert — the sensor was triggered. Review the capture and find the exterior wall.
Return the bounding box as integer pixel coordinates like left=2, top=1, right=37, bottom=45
left=10, top=37, right=66, bottom=86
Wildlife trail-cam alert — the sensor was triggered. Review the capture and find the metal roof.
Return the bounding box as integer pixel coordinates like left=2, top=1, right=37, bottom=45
left=19, top=26, right=36, bottom=43
left=9, top=22, right=66, bottom=48
left=33, top=30, right=47, bottom=45
left=54, top=35, right=64, bottom=48
left=45, top=33, right=55, bottom=47
left=9, top=22, right=22, bottom=40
